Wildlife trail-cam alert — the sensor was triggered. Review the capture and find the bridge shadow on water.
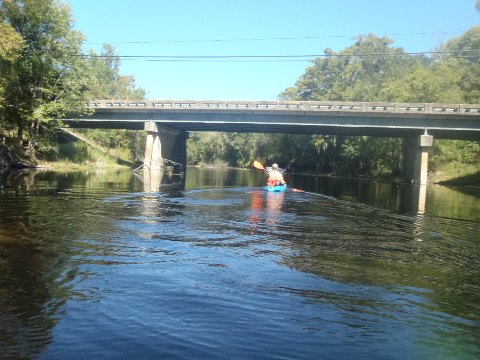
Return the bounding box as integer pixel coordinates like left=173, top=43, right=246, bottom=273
left=285, top=172, right=480, bottom=222
left=286, top=173, right=428, bottom=215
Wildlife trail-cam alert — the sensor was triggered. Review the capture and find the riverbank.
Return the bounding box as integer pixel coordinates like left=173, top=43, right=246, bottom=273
left=1, top=146, right=478, bottom=186
left=429, top=162, right=480, bottom=186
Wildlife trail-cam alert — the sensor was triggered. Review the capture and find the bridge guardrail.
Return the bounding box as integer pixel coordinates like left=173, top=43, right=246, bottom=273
left=85, top=100, right=480, bottom=114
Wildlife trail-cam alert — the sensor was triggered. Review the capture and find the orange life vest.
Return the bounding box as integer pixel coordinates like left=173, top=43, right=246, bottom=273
left=266, top=170, right=285, bottom=186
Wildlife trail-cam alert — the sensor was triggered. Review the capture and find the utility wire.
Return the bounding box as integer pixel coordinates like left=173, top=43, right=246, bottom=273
left=84, top=31, right=468, bottom=45
left=75, top=49, right=480, bottom=58
left=73, top=49, right=480, bottom=62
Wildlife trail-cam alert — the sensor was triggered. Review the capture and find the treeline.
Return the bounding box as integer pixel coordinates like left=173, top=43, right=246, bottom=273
left=0, top=0, right=145, bottom=165
left=190, top=27, right=480, bottom=176
left=1, top=0, right=479, bottom=176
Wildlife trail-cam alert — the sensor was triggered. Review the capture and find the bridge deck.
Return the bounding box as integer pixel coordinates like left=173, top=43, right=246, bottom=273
left=86, top=100, right=480, bottom=114
left=64, top=100, right=480, bottom=140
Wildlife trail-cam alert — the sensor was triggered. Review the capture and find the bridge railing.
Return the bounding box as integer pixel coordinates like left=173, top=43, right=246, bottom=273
left=86, top=100, right=480, bottom=114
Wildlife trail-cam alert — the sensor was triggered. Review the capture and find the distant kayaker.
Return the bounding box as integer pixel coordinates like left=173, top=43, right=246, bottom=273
left=266, top=163, right=286, bottom=187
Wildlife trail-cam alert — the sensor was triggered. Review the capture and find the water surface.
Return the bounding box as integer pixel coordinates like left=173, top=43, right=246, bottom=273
left=0, top=168, right=479, bottom=359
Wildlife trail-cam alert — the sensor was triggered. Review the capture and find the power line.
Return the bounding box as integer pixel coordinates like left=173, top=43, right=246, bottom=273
left=77, top=49, right=480, bottom=58
left=84, top=31, right=468, bottom=45
left=74, top=49, right=480, bottom=62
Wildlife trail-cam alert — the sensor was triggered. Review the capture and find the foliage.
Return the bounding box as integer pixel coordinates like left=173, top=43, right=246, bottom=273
left=189, top=30, right=479, bottom=178
left=74, top=44, right=146, bottom=164
left=381, top=64, right=463, bottom=103
left=431, top=140, right=480, bottom=167
left=0, top=21, right=24, bottom=118
left=188, top=132, right=255, bottom=167
left=0, top=22, right=23, bottom=62
left=279, top=34, right=421, bottom=102
left=0, top=0, right=92, bottom=148
left=86, top=44, right=145, bottom=100
left=438, top=26, right=480, bottom=104
left=275, top=34, right=423, bottom=174
left=0, top=1, right=147, bottom=166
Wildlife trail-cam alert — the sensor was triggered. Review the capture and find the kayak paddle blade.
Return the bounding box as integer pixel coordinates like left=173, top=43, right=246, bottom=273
left=253, top=161, right=265, bottom=170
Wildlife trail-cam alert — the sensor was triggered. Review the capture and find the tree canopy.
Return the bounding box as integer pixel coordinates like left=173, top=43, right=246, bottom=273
left=0, top=0, right=146, bottom=163
left=1, top=0, right=91, bottom=147
left=190, top=28, right=480, bottom=175
left=87, top=44, right=145, bottom=100
left=0, top=21, right=24, bottom=115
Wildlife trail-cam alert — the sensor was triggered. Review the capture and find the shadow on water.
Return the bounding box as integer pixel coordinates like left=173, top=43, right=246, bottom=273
left=0, top=168, right=185, bottom=357
left=287, top=172, right=480, bottom=222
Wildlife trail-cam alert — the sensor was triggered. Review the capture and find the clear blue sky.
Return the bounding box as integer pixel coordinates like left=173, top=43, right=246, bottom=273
left=68, top=0, right=479, bottom=101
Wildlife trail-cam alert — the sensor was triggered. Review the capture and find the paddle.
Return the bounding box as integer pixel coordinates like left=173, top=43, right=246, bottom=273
left=253, top=160, right=265, bottom=170
left=252, top=161, right=304, bottom=193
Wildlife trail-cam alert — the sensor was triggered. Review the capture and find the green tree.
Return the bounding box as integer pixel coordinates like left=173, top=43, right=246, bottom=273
left=439, top=26, right=480, bottom=103
left=0, top=22, right=23, bottom=62
left=87, top=44, right=145, bottom=100
left=79, top=44, right=146, bottom=163
left=0, top=0, right=91, bottom=151
left=428, top=26, right=480, bottom=170
left=381, top=63, right=463, bottom=103
left=0, top=22, right=24, bottom=116
left=277, top=34, right=419, bottom=175
left=280, top=34, right=420, bottom=102
left=191, top=29, right=480, bottom=177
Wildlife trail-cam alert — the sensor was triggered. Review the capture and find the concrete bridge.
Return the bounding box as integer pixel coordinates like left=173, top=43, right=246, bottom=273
left=64, top=100, right=480, bottom=185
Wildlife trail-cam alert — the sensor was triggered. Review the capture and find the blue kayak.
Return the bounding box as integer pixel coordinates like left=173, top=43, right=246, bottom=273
left=264, top=185, right=287, bottom=192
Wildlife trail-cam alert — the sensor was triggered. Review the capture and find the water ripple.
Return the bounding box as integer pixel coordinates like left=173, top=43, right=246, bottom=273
left=0, top=174, right=479, bottom=359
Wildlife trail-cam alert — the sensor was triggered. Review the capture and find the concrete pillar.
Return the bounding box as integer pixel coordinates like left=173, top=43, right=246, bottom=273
left=402, top=133, right=433, bottom=185
left=417, top=184, right=427, bottom=214
left=144, top=122, right=163, bottom=170
left=143, top=168, right=163, bottom=192
left=143, top=132, right=155, bottom=169
left=397, top=184, right=427, bottom=215
left=150, top=135, right=163, bottom=170
left=143, top=121, right=187, bottom=170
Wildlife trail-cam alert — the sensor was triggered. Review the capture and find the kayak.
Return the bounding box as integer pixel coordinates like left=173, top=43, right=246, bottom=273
left=264, top=185, right=287, bottom=192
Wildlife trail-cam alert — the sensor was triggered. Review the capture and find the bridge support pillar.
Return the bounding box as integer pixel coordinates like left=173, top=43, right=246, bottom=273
left=402, top=133, right=433, bottom=185
left=144, top=121, right=187, bottom=170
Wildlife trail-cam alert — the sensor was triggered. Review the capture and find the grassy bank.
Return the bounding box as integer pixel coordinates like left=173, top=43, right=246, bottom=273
left=430, top=162, right=480, bottom=186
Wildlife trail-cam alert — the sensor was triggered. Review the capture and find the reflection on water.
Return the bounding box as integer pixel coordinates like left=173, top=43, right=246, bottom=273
left=141, top=168, right=185, bottom=193
left=288, top=172, right=480, bottom=222
left=0, top=168, right=479, bottom=359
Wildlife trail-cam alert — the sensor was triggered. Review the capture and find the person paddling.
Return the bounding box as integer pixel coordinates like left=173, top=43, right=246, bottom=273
left=266, top=163, right=286, bottom=187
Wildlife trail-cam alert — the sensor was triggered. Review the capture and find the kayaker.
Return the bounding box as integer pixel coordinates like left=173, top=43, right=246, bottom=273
left=266, top=163, right=286, bottom=187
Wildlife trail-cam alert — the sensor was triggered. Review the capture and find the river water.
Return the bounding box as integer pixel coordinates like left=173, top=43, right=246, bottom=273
left=0, top=167, right=479, bottom=359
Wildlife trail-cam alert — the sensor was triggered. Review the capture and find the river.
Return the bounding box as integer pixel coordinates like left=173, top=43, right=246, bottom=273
left=0, top=167, right=479, bottom=359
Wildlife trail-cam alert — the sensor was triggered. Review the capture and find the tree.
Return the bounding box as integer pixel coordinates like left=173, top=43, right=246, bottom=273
left=0, top=22, right=24, bottom=117
left=87, top=44, right=145, bottom=100
left=0, top=0, right=91, bottom=150
left=428, top=26, right=480, bottom=169
left=0, top=22, right=23, bottom=62
left=277, top=34, right=421, bottom=174
left=79, top=44, right=146, bottom=163
left=192, top=29, right=480, bottom=176
left=381, top=63, right=463, bottom=103
left=439, top=26, right=480, bottom=103
left=279, top=34, right=420, bottom=102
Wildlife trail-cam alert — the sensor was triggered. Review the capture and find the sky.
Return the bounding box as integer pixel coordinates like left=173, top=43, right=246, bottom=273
left=67, top=0, right=479, bottom=101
